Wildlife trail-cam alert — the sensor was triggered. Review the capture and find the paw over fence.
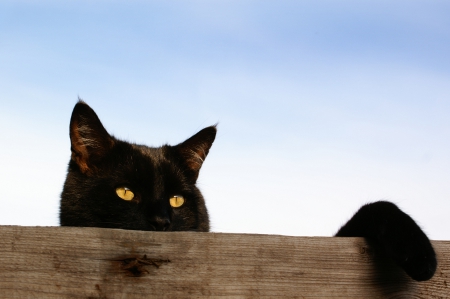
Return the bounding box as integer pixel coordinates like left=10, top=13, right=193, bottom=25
left=0, top=226, right=448, bottom=298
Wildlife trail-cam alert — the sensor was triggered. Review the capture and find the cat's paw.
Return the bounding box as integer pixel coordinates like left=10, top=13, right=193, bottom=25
left=336, top=201, right=437, bottom=281
left=399, top=249, right=436, bottom=281
left=388, top=230, right=437, bottom=281
left=374, top=202, right=437, bottom=281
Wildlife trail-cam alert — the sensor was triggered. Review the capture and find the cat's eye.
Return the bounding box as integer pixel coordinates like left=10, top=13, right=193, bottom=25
left=169, top=195, right=185, bottom=208
left=116, top=187, right=135, bottom=201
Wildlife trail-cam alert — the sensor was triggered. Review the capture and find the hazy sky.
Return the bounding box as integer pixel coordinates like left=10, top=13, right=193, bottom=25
left=1, top=1, right=449, bottom=239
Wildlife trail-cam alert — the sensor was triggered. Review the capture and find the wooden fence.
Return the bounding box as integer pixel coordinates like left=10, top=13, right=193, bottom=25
left=0, top=226, right=448, bottom=298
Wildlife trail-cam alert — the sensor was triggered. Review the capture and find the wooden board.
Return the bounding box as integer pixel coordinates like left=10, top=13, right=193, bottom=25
left=0, top=226, right=448, bottom=298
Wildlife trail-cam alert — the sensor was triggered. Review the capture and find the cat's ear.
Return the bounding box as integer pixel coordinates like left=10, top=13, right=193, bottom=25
left=69, top=100, right=114, bottom=174
left=173, top=126, right=217, bottom=183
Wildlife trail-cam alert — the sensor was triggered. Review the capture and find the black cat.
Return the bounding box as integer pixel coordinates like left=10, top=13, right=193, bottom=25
left=60, top=100, right=436, bottom=282
left=60, top=100, right=213, bottom=232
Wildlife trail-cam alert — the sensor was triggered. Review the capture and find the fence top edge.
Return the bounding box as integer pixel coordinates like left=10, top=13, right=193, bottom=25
left=0, top=225, right=448, bottom=243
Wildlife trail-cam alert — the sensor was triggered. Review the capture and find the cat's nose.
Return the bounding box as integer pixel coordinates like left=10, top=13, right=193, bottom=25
left=149, top=217, right=171, bottom=231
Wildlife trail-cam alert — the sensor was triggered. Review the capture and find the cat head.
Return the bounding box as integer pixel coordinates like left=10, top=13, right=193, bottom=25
left=60, top=100, right=216, bottom=232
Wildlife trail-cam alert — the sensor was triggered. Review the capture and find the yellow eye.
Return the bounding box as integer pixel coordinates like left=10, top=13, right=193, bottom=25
left=169, top=195, right=185, bottom=208
left=116, top=187, right=135, bottom=201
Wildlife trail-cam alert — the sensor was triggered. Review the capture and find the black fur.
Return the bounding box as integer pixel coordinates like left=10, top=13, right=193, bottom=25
left=60, top=100, right=436, bottom=282
left=335, top=201, right=436, bottom=281
left=60, top=100, right=215, bottom=231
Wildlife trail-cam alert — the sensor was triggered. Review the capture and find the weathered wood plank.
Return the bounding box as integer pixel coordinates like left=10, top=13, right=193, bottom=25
left=0, top=226, right=448, bottom=298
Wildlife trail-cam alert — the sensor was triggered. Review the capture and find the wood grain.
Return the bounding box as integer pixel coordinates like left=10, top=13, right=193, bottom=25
left=0, top=226, right=448, bottom=298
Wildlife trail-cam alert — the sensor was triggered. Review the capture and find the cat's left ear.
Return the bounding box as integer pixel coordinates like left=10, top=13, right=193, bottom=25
left=172, top=125, right=217, bottom=183
left=69, top=100, right=115, bottom=174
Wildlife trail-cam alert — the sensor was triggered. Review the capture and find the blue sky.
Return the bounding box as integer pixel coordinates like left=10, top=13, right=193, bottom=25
left=1, top=1, right=449, bottom=239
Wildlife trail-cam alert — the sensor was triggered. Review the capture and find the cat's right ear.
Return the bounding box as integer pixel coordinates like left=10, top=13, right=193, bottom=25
left=69, top=100, right=114, bottom=174
left=173, top=125, right=217, bottom=183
